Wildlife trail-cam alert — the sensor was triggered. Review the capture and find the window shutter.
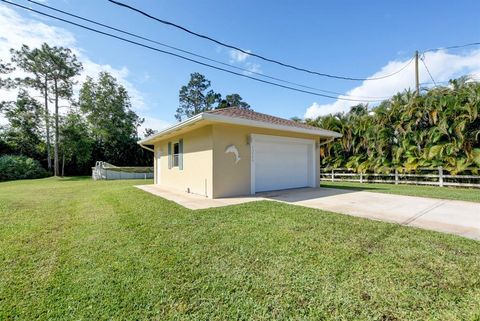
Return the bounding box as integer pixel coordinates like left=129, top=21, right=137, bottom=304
left=178, top=139, right=184, bottom=170
left=167, top=142, right=172, bottom=169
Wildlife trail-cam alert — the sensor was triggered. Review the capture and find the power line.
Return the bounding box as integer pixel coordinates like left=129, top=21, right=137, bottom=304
left=420, top=55, right=437, bottom=86
left=423, top=42, right=480, bottom=53
left=419, top=42, right=480, bottom=89
left=2, top=0, right=385, bottom=103
left=25, top=0, right=390, bottom=100
left=107, top=0, right=415, bottom=82
left=420, top=80, right=449, bottom=85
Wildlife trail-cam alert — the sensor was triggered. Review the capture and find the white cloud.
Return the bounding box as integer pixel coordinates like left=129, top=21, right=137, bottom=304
left=139, top=116, right=171, bottom=138
left=227, top=48, right=262, bottom=75
left=76, top=60, right=147, bottom=111
left=229, top=49, right=251, bottom=63
left=304, top=49, right=480, bottom=119
left=0, top=4, right=163, bottom=126
left=243, top=62, right=262, bottom=75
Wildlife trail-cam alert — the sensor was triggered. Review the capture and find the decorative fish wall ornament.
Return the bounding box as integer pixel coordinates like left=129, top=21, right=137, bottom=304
left=225, top=144, right=241, bottom=164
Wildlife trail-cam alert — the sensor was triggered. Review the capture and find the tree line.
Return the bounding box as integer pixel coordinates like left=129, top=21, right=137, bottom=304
left=306, top=77, right=480, bottom=174
left=0, top=44, right=251, bottom=178
left=6, top=43, right=476, bottom=179
left=0, top=43, right=151, bottom=176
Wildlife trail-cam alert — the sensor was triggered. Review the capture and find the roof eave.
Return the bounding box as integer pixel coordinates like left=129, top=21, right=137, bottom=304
left=138, top=113, right=204, bottom=145
left=138, top=112, right=342, bottom=145
left=203, top=113, right=342, bottom=138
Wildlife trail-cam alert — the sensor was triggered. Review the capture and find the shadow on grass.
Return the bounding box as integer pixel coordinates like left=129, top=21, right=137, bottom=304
left=50, top=176, right=91, bottom=182
left=321, top=183, right=390, bottom=192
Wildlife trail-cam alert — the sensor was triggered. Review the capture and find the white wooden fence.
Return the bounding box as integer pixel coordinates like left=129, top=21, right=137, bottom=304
left=320, top=167, right=480, bottom=188
left=92, top=161, right=153, bottom=180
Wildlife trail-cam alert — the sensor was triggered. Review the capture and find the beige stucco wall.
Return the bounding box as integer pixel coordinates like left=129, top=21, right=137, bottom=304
left=212, top=124, right=321, bottom=198
left=154, top=125, right=213, bottom=197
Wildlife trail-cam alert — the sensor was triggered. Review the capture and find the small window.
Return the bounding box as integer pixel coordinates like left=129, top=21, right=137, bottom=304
left=173, top=142, right=179, bottom=167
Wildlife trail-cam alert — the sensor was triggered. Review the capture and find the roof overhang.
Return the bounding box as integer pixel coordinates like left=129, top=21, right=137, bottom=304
left=138, top=112, right=342, bottom=145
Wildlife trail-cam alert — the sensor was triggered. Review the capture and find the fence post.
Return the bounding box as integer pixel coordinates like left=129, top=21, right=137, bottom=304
left=395, top=169, right=399, bottom=185
left=331, top=169, right=334, bottom=182
left=360, top=172, right=363, bottom=184
left=438, top=166, right=444, bottom=187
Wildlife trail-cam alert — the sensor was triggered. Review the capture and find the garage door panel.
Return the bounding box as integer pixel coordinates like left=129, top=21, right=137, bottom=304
left=253, top=138, right=313, bottom=193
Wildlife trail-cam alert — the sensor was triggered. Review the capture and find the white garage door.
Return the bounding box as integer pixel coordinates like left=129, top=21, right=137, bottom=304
left=252, top=135, right=315, bottom=193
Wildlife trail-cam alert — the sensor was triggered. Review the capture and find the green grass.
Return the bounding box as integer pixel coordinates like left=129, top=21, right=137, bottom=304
left=1, top=177, right=480, bottom=320
left=321, top=181, right=480, bottom=203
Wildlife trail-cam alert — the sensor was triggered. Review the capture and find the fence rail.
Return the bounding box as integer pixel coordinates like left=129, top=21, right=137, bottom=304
left=320, top=167, right=480, bottom=188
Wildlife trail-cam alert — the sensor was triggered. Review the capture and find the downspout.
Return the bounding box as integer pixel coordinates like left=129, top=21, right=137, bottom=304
left=139, top=143, right=155, bottom=183
left=318, top=137, right=335, bottom=147
left=139, top=143, right=154, bottom=152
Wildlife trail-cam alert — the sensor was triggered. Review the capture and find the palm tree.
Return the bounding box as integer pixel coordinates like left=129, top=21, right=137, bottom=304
left=312, top=77, right=480, bottom=175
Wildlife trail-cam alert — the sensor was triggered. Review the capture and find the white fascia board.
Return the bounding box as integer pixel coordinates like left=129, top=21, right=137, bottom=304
left=203, top=113, right=342, bottom=138
left=250, top=133, right=315, bottom=145
left=138, top=111, right=342, bottom=145
left=138, top=113, right=204, bottom=145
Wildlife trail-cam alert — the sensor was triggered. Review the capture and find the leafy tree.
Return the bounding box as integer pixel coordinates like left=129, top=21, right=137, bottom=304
left=11, top=44, right=54, bottom=170
left=216, top=93, right=250, bottom=109
left=0, top=59, right=15, bottom=115
left=309, top=78, right=480, bottom=174
left=0, top=59, right=14, bottom=90
left=2, top=91, right=44, bottom=160
left=0, top=60, right=13, bottom=154
left=0, top=155, right=48, bottom=181
left=290, top=116, right=302, bottom=122
left=11, top=43, right=82, bottom=175
left=0, top=130, right=12, bottom=156
left=45, top=45, right=82, bottom=176
left=60, top=109, right=93, bottom=176
left=176, top=72, right=221, bottom=121
left=79, top=72, right=146, bottom=166
left=143, top=128, right=158, bottom=137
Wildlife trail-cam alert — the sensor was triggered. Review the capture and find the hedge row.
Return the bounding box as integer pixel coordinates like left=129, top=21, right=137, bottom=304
left=0, top=155, right=49, bottom=181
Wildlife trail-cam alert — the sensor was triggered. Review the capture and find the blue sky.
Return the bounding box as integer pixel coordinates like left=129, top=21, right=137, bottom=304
left=1, top=0, right=480, bottom=132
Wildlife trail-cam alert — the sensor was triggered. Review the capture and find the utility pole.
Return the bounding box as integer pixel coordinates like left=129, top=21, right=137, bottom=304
left=415, top=50, right=420, bottom=95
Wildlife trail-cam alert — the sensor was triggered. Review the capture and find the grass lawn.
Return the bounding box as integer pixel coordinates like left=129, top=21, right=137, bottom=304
left=1, top=178, right=480, bottom=320
left=321, top=181, right=480, bottom=203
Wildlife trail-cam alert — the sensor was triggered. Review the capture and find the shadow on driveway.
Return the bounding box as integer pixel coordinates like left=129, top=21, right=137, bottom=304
left=257, top=187, right=357, bottom=202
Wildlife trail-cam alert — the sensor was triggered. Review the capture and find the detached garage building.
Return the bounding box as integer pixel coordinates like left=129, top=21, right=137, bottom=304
left=139, top=107, right=341, bottom=198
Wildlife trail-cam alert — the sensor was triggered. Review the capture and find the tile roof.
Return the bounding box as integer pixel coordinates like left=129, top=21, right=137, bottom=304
left=205, top=107, right=322, bottom=131
left=139, top=106, right=340, bottom=145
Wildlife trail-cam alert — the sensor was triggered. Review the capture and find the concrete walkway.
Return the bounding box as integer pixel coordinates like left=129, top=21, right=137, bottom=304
left=136, top=185, right=480, bottom=240
left=135, top=185, right=259, bottom=210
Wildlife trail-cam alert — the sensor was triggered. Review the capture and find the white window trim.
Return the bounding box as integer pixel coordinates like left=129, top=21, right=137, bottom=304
left=155, top=149, right=161, bottom=184
left=250, top=134, right=316, bottom=195
left=170, top=141, right=180, bottom=168
left=173, top=142, right=179, bottom=168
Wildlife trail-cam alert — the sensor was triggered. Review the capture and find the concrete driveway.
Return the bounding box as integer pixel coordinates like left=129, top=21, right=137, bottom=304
left=259, top=188, right=480, bottom=240
left=136, top=185, right=480, bottom=240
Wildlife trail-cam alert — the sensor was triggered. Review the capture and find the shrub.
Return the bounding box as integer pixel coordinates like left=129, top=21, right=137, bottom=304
left=0, top=155, right=49, bottom=181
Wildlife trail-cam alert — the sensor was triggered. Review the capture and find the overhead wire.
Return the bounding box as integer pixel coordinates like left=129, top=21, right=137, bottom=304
left=419, top=43, right=480, bottom=88
left=13, top=0, right=479, bottom=103
left=2, top=0, right=386, bottom=102
left=107, top=0, right=415, bottom=82
left=419, top=54, right=437, bottom=86
left=24, top=0, right=390, bottom=100
left=422, top=42, right=480, bottom=53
